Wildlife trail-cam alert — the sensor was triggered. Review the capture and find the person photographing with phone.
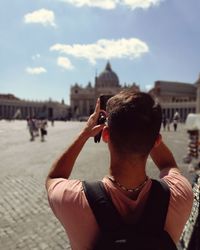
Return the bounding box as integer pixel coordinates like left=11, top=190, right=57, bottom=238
left=46, top=89, right=193, bottom=250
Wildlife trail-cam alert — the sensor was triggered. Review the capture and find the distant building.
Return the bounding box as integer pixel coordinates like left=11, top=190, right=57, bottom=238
left=0, top=94, right=69, bottom=120
left=149, top=75, right=200, bottom=121
left=3, top=63, right=200, bottom=123
left=70, top=62, right=140, bottom=118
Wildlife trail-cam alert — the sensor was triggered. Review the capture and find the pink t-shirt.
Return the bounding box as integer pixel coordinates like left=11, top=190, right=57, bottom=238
left=47, top=168, right=193, bottom=250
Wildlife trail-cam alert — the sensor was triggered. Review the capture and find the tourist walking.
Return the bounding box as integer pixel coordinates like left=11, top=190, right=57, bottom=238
left=173, top=111, right=180, bottom=132
left=40, top=119, right=48, bottom=142
left=27, top=117, right=35, bottom=141
left=162, top=114, right=167, bottom=131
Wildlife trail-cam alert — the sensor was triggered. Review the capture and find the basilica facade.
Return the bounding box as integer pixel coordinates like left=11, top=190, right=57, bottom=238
left=70, top=62, right=139, bottom=118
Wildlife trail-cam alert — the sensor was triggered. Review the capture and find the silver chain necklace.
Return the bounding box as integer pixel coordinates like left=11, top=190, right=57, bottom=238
left=108, top=176, right=148, bottom=193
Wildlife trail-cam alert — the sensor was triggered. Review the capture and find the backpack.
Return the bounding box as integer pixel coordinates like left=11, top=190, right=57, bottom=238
left=82, top=179, right=178, bottom=250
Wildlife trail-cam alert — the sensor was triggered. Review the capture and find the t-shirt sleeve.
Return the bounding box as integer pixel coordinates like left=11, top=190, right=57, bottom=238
left=159, top=167, right=193, bottom=200
left=159, top=167, right=194, bottom=243
left=47, top=178, right=83, bottom=219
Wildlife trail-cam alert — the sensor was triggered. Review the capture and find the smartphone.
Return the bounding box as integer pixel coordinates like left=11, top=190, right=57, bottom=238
left=94, top=95, right=113, bottom=143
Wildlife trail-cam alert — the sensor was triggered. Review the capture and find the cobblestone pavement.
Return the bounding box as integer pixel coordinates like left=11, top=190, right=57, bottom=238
left=0, top=120, right=194, bottom=250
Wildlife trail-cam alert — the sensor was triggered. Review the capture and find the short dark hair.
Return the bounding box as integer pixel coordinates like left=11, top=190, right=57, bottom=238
left=106, top=89, right=162, bottom=156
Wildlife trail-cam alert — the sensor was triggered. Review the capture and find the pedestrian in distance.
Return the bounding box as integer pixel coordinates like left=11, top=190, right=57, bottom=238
left=173, top=111, right=180, bottom=132
left=173, top=119, right=178, bottom=132
left=162, top=114, right=167, bottom=131
left=40, top=119, right=48, bottom=142
left=32, top=117, right=40, bottom=137
left=27, top=117, right=35, bottom=141
left=46, top=90, right=193, bottom=250
left=51, top=118, right=54, bottom=126
left=166, top=118, right=170, bottom=131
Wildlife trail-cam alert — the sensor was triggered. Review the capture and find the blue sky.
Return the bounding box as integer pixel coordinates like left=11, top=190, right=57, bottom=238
left=1, top=0, right=200, bottom=104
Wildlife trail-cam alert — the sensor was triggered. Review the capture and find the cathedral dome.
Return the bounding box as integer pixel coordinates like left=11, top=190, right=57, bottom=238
left=96, top=62, right=120, bottom=88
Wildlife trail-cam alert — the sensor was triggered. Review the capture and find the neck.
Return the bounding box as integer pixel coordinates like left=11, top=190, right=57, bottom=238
left=109, top=152, right=148, bottom=190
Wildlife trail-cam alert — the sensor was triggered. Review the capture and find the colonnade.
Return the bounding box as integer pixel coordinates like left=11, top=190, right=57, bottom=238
left=0, top=104, right=46, bottom=120
left=162, top=107, right=196, bottom=122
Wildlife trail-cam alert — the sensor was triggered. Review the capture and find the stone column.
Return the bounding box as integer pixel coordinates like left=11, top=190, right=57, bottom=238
left=7, top=106, right=11, bottom=119
left=169, top=108, right=172, bottom=121
left=79, top=100, right=83, bottom=116
left=4, top=106, right=7, bottom=118
left=86, top=100, right=90, bottom=116
left=196, top=74, right=200, bottom=113
left=184, top=108, right=187, bottom=121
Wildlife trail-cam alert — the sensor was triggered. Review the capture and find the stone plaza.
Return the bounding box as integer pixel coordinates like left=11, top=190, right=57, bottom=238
left=0, top=120, right=195, bottom=250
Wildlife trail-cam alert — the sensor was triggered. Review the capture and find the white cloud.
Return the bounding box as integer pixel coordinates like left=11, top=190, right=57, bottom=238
left=26, top=67, right=47, bottom=75
left=59, top=0, right=163, bottom=10
left=24, top=9, right=56, bottom=27
left=50, top=38, right=149, bottom=64
left=121, top=0, right=162, bottom=10
left=32, top=54, right=41, bottom=60
left=57, top=57, right=74, bottom=70
left=60, top=0, right=116, bottom=9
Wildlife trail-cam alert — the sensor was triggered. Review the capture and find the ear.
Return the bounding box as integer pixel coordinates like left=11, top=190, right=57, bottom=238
left=102, top=126, right=109, bottom=143
left=154, top=133, right=162, bottom=148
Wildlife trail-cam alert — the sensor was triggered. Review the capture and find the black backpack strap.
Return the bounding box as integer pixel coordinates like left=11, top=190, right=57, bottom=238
left=143, top=180, right=177, bottom=250
left=139, top=179, right=171, bottom=232
left=82, top=181, right=122, bottom=231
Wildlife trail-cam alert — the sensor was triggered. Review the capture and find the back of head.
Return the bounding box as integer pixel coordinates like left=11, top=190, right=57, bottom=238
left=106, top=89, right=162, bottom=156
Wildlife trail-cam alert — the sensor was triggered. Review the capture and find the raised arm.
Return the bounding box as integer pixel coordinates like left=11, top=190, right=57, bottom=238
left=45, top=99, right=105, bottom=190
left=150, top=138, right=178, bottom=171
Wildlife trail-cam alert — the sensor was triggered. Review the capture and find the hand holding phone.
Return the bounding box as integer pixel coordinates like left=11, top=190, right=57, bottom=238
left=94, top=95, right=112, bottom=143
